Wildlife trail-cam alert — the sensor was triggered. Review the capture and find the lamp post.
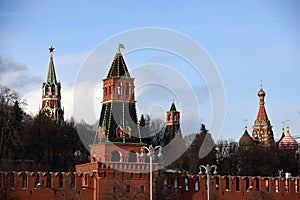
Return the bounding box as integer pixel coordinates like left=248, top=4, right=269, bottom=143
left=140, top=145, right=162, bottom=200
left=199, top=164, right=217, bottom=200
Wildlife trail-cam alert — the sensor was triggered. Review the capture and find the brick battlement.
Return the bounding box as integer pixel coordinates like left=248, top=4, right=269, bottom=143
left=0, top=171, right=95, bottom=200
left=165, top=174, right=300, bottom=199
left=1, top=170, right=300, bottom=199
left=76, top=161, right=157, bottom=173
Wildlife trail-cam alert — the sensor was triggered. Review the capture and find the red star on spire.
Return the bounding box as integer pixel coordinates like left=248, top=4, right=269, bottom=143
left=49, top=46, right=55, bottom=53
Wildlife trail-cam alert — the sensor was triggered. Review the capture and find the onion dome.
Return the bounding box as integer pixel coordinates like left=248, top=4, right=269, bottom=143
left=239, top=127, right=255, bottom=146
left=279, top=127, right=298, bottom=150
left=258, top=88, right=266, bottom=96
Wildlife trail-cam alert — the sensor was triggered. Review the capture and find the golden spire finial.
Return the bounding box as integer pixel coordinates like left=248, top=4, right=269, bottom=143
left=282, top=121, right=285, bottom=132
left=172, top=98, right=174, bottom=103
left=117, top=43, right=125, bottom=53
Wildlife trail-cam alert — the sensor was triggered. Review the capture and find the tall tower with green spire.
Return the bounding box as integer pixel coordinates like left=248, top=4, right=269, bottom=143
left=89, top=44, right=144, bottom=164
left=40, top=46, right=64, bottom=121
left=95, top=44, right=141, bottom=144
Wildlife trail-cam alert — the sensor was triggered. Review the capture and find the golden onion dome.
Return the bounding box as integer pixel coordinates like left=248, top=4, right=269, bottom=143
left=258, top=88, right=266, bottom=96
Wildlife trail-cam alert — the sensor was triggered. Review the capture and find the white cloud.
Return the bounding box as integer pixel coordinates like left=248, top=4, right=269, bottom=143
left=24, top=81, right=101, bottom=124
left=0, top=54, right=41, bottom=89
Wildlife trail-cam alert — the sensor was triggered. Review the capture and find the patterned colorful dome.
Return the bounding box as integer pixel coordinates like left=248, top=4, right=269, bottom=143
left=279, top=128, right=298, bottom=149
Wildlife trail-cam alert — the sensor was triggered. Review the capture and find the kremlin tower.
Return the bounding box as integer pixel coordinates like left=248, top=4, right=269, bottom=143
left=162, top=101, right=182, bottom=146
left=89, top=44, right=144, bottom=163
left=40, top=47, right=64, bottom=122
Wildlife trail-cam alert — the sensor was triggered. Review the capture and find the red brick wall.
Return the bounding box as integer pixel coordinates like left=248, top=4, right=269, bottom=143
left=3, top=171, right=300, bottom=200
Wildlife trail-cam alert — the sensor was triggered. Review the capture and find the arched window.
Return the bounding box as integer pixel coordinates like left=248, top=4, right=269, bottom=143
left=51, top=84, right=55, bottom=94
left=116, top=127, right=123, bottom=138
left=117, top=82, right=121, bottom=95
left=126, top=185, right=130, bottom=192
left=128, top=151, right=137, bottom=162
left=108, top=86, right=111, bottom=94
left=111, top=151, right=121, bottom=162
left=45, top=85, right=49, bottom=94
left=141, top=185, right=145, bottom=193
left=104, top=87, right=107, bottom=96
left=125, top=83, right=130, bottom=95
left=126, top=127, right=131, bottom=138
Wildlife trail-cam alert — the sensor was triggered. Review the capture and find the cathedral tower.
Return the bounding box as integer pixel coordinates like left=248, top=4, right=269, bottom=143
left=40, top=47, right=64, bottom=121
left=252, top=83, right=274, bottom=146
left=163, top=101, right=182, bottom=146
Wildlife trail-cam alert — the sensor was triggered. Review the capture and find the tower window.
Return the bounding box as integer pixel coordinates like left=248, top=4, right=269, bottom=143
left=45, top=86, right=49, bottom=94
left=128, top=151, right=137, bottom=163
left=141, top=185, right=145, bottom=193
left=126, top=127, right=131, bottom=138
left=104, top=87, right=107, bottom=96
left=126, top=185, right=130, bottom=192
left=111, top=151, right=121, bottom=162
left=117, top=83, right=121, bottom=95
left=125, top=83, right=130, bottom=95
left=51, top=85, right=55, bottom=94
left=116, top=127, right=123, bottom=138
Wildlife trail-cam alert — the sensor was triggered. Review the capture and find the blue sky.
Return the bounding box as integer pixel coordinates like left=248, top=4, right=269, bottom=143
left=0, top=0, right=299, bottom=141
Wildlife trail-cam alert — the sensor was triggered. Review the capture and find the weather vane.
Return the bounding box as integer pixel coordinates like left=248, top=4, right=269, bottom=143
left=117, top=43, right=125, bottom=53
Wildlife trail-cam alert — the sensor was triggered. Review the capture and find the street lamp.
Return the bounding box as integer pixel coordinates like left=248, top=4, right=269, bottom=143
left=140, top=144, right=162, bottom=200
left=199, top=164, right=217, bottom=200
